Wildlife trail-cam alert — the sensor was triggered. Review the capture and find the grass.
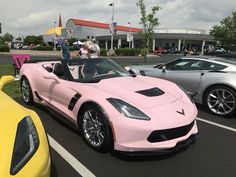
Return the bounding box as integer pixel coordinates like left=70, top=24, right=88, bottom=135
left=0, top=65, right=21, bottom=98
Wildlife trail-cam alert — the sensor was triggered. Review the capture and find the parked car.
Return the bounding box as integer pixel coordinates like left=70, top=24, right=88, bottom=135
left=154, top=48, right=167, bottom=54
left=0, top=75, right=51, bottom=177
left=126, top=56, right=236, bottom=116
left=214, top=47, right=226, bottom=53
left=20, top=58, right=198, bottom=154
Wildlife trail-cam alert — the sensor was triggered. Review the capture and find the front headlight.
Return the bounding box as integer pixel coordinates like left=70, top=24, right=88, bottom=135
left=107, top=98, right=151, bottom=121
left=10, top=116, right=39, bottom=175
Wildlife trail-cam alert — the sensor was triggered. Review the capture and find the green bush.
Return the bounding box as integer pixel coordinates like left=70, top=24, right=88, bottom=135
left=231, top=48, right=236, bottom=52
left=0, top=44, right=10, bottom=52
left=56, top=47, right=61, bottom=51
left=56, top=46, right=75, bottom=51
left=35, top=46, right=53, bottom=51
left=100, top=49, right=107, bottom=56
left=115, top=48, right=141, bottom=56
left=140, top=48, right=150, bottom=56
left=221, top=46, right=236, bottom=52
left=69, top=46, right=75, bottom=51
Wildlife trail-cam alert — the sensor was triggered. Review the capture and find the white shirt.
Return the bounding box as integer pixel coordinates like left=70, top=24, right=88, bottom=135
left=79, top=48, right=89, bottom=59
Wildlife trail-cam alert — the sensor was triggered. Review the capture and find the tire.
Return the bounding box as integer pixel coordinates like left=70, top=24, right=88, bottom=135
left=21, top=77, right=34, bottom=105
left=80, top=104, right=112, bottom=152
left=204, top=85, right=236, bottom=117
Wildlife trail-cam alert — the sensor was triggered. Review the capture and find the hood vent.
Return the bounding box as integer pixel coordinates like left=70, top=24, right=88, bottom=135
left=136, top=87, right=165, bottom=97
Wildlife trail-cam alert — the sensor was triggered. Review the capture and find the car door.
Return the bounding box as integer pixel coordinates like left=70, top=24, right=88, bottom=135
left=148, top=59, right=204, bottom=96
left=35, top=63, right=78, bottom=121
left=46, top=79, right=78, bottom=121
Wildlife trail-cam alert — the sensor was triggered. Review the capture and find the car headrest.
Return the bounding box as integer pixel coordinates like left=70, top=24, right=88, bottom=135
left=53, top=63, right=64, bottom=77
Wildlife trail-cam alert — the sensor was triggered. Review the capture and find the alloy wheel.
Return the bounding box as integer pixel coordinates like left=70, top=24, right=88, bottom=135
left=207, top=88, right=235, bottom=116
left=82, top=109, right=105, bottom=148
left=21, top=78, right=31, bottom=103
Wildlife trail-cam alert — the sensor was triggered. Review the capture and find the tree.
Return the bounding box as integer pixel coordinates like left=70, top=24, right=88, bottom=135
left=136, top=0, right=161, bottom=51
left=67, top=37, right=77, bottom=46
left=210, top=11, right=236, bottom=49
left=1, top=33, right=14, bottom=42
left=0, top=36, right=3, bottom=44
left=24, top=35, right=43, bottom=45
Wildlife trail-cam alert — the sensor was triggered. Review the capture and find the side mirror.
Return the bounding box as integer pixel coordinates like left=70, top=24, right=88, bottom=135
left=128, top=69, right=137, bottom=77
left=162, top=66, right=167, bottom=72
left=0, top=75, right=15, bottom=90
left=128, top=69, right=136, bottom=75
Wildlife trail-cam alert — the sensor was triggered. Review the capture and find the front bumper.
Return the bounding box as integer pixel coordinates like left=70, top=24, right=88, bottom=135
left=109, top=92, right=198, bottom=154
left=113, top=118, right=198, bottom=152
left=116, top=133, right=198, bottom=156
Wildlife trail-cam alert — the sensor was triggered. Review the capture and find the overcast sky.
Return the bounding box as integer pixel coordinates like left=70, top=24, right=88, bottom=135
left=0, top=0, right=235, bottom=37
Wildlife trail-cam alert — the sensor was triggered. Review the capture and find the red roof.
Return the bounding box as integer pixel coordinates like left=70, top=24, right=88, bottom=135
left=72, top=19, right=142, bottom=33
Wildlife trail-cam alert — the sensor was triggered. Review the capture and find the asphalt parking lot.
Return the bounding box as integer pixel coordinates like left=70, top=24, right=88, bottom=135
left=16, top=99, right=236, bottom=177
left=1, top=54, right=236, bottom=177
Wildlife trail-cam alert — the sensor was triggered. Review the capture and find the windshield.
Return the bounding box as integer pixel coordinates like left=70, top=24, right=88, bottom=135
left=64, top=59, right=131, bottom=82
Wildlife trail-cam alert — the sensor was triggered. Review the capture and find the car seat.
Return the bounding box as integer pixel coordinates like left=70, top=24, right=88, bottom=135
left=53, top=63, right=65, bottom=79
left=81, top=63, right=97, bottom=79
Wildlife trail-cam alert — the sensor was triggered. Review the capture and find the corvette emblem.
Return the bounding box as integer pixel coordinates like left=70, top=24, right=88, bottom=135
left=176, top=109, right=185, bottom=116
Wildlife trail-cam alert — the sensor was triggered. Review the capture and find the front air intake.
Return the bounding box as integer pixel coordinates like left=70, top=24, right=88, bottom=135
left=136, top=87, right=164, bottom=97
left=147, top=120, right=195, bottom=143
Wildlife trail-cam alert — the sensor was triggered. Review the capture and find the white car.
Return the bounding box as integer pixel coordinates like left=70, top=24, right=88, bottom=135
left=126, top=56, right=236, bottom=117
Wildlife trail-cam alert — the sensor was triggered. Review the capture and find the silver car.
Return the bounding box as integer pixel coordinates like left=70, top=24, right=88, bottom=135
left=126, top=57, right=236, bottom=116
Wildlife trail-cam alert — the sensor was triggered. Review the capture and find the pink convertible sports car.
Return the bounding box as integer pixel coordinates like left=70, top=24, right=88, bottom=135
left=20, top=59, right=198, bottom=154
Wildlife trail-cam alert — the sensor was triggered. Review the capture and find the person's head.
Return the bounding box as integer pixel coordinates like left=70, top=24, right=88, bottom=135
left=64, top=39, right=69, bottom=45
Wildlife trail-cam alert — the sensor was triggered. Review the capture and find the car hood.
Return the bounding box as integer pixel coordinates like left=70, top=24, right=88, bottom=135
left=83, top=76, right=182, bottom=109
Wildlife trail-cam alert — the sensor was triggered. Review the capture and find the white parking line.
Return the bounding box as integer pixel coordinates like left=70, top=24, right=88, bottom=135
left=196, top=117, right=236, bottom=133
left=47, top=135, right=96, bottom=177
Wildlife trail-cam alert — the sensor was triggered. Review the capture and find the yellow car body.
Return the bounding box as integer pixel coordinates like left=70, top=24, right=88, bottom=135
left=0, top=76, right=51, bottom=177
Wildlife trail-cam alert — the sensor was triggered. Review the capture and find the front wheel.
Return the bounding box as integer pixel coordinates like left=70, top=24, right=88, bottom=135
left=21, top=77, right=34, bottom=105
left=204, top=86, right=236, bottom=117
left=80, top=104, right=112, bottom=152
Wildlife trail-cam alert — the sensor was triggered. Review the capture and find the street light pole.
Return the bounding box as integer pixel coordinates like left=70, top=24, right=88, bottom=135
left=53, top=21, right=57, bottom=51
left=128, top=22, right=131, bottom=48
left=109, top=1, right=115, bottom=50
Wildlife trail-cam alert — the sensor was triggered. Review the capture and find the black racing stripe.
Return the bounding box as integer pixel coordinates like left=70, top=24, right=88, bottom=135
left=68, top=93, right=81, bottom=111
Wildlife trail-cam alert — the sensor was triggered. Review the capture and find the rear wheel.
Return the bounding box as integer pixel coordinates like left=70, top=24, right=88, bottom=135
left=21, top=77, right=34, bottom=105
left=204, top=86, right=236, bottom=116
left=80, top=104, right=112, bottom=152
